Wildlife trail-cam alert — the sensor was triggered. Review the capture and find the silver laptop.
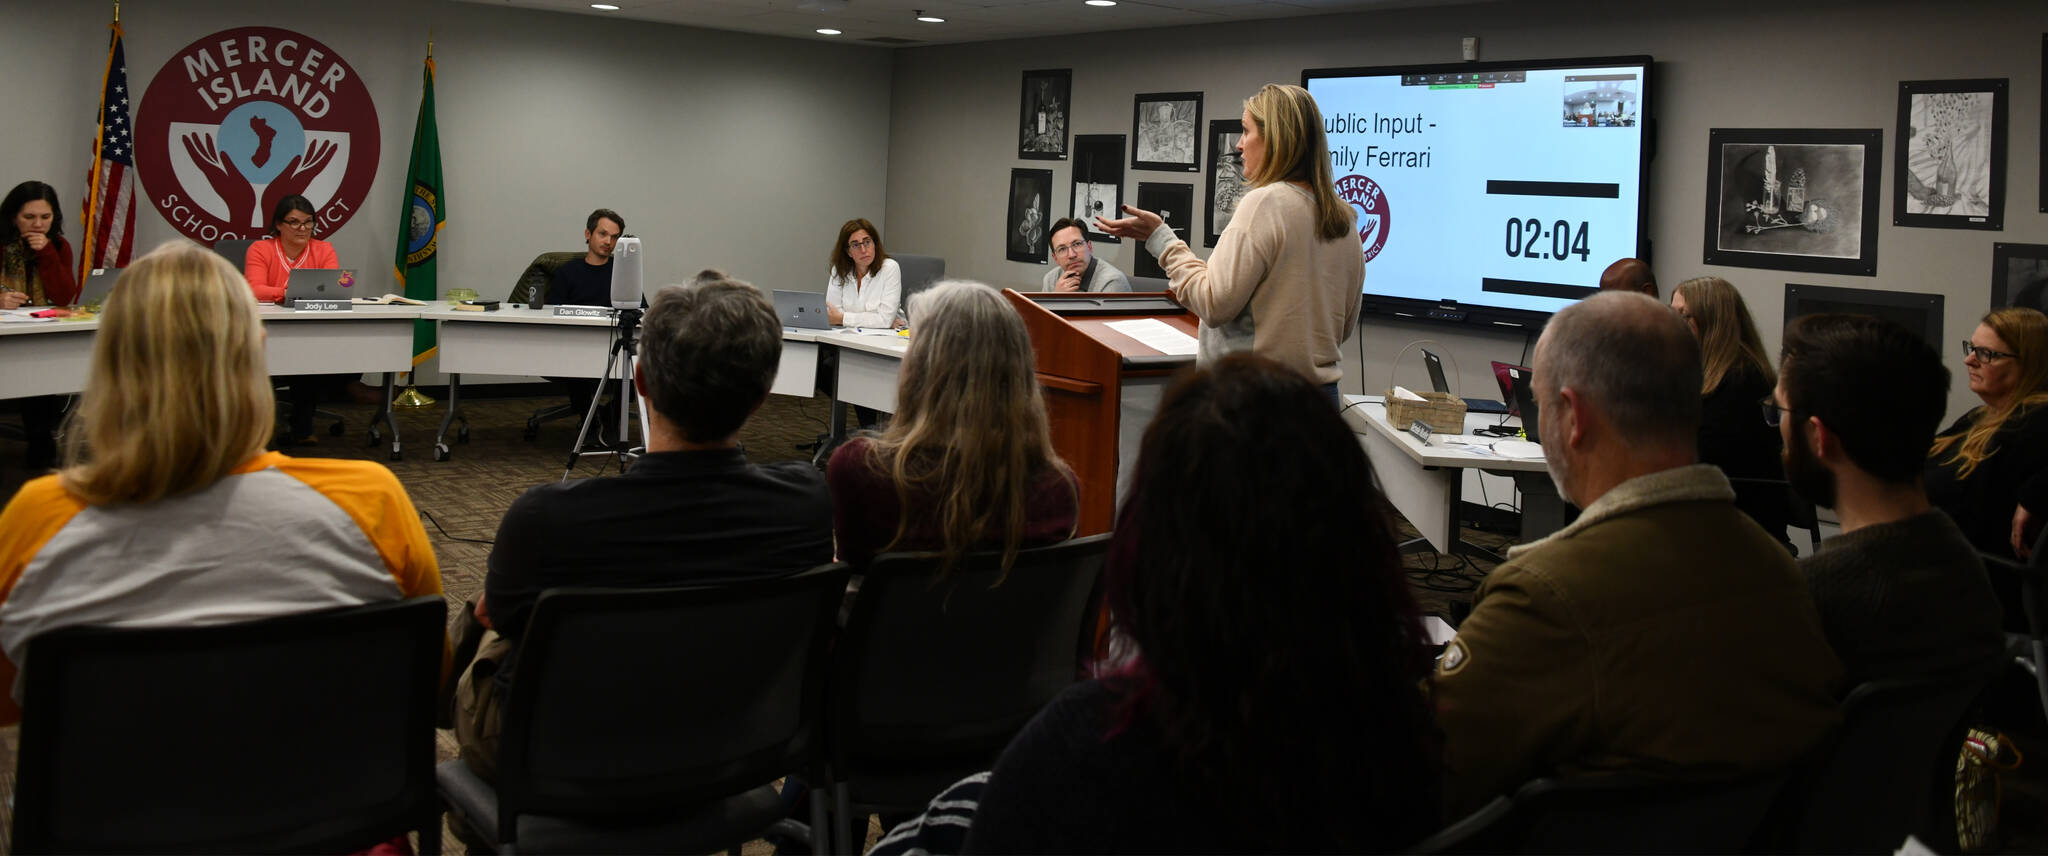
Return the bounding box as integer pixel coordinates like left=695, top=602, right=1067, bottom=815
left=281, top=268, right=356, bottom=304
left=77, top=268, right=120, bottom=308
left=772, top=289, right=832, bottom=330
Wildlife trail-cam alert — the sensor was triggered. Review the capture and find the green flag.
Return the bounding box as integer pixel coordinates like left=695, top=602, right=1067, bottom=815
left=395, top=55, right=443, bottom=366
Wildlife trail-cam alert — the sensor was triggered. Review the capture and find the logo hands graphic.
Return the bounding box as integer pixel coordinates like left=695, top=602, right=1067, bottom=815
left=182, top=132, right=257, bottom=228
left=260, top=140, right=338, bottom=234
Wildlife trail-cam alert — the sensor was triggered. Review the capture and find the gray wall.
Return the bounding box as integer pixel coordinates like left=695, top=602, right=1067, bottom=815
left=0, top=0, right=892, bottom=381
left=883, top=0, right=2048, bottom=425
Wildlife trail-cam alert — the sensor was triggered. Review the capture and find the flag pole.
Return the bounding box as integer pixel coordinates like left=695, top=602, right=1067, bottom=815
left=77, top=2, right=118, bottom=282
left=395, top=32, right=438, bottom=409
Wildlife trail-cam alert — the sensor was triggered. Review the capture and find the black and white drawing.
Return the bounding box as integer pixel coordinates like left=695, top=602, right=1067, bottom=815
left=1071, top=134, right=1125, bottom=243
left=1703, top=128, right=1882, bottom=277
left=1895, top=78, right=2007, bottom=230
left=1992, top=243, right=2048, bottom=313
left=1561, top=72, right=1640, bottom=127
left=1131, top=92, right=1202, bottom=172
left=1135, top=183, right=1192, bottom=279
left=1018, top=69, right=1071, bottom=161
left=1007, top=168, right=1054, bottom=264
left=1205, top=119, right=1245, bottom=247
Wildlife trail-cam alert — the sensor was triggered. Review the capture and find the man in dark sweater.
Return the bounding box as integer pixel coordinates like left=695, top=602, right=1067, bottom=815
left=1777, top=313, right=2004, bottom=686
left=455, top=271, right=834, bottom=782
left=543, top=208, right=626, bottom=428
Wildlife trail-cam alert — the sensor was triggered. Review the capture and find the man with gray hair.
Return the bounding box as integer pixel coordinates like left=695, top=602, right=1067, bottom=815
left=452, top=272, right=833, bottom=785
left=1432, top=291, right=1842, bottom=816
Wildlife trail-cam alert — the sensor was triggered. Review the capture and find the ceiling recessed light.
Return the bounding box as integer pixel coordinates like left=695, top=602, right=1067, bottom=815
left=816, top=27, right=843, bottom=34
left=1084, top=0, right=1116, bottom=6
left=915, top=11, right=945, bottom=22
left=590, top=3, right=620, bottom=8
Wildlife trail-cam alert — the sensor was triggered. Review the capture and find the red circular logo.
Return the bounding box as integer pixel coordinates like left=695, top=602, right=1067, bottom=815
left=135, top=28, right=380, bottom=245
left=1336, top=174, right=1389, bottom=263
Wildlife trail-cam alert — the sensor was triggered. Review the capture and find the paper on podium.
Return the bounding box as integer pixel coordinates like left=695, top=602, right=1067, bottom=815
left=1104, top=319, right=1197, bottom=355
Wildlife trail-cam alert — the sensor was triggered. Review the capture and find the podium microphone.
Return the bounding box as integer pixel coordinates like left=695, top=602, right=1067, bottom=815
left=611, top=235, right=643, bottom=310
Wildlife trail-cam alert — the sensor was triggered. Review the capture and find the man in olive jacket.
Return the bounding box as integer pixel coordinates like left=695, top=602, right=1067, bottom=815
left=1434, top=291, right=1843, bottom=817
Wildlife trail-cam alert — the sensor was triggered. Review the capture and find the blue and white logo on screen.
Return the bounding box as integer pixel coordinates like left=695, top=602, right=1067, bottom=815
left=215, top=101, right=306, bottom=187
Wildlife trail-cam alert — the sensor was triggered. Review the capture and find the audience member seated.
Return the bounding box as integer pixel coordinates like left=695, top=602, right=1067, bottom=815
left=245, top=194, right=352, bottom=445
left=944, top=354, right=1440, bottom=853
left=456, top=271, right=832, bottom=781
left=1433, top=291, right=1841, bottom=817
left=2, top=180, right=80, bottom=471
left=1929, top=307, right=2048, bottom=564
left=828, top=280, right=1076, bottom=572
left=541, top=208, right=628, bottom=434
left=1040, top=218, right=1131, bottom=294
left=0, top=240, right=443, bottom=725
left=1672, top=276, right=1792, bottom=548
left=1775, top=314, right=2004, bottom=686
left=1597, top=256, right=1656, bottom=298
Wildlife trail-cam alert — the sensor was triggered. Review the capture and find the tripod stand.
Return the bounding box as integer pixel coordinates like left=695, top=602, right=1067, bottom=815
left=563, top=308, right=646, bottom=480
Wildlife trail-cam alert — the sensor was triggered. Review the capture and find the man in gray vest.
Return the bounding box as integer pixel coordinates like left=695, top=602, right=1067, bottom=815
left=1042, top=217, right=1132, bottom=293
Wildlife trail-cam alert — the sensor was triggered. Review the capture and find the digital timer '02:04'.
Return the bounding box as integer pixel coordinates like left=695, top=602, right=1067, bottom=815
left=1505, top=218, right=1591, bottom=262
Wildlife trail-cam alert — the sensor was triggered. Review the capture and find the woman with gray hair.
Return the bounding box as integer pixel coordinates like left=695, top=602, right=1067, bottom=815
left=827, top=279, right=1078, bottom=573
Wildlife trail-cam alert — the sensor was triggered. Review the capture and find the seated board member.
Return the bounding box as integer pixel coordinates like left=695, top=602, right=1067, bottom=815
left=542, top=209, right=628, bottom=430
left=2, top=180, right=81, bottom=471
left=244, top=194, right=351, bottom=445
left=1040, top=218, right=1131, bottom=294
left=1774, top=314, right=2003, bottom=686
left=456, top=271, right=833, bottom=782
left=828, top=280, right=1078, bottom=575
left=0, top=240, right=444, bottom=725
left=1433, top=291, right=1840, bottom=817
left=825, top=218, right=901, bottom=430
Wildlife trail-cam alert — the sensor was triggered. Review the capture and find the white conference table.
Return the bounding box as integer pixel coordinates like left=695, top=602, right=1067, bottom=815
left=1342, top=396, right=1572, bottom=558
left=2, top=306, right=421, bottom=458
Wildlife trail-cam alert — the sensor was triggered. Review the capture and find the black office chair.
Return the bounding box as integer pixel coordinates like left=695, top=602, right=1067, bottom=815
left=510, top=251, right=591, bottom=441
left=435, top=565, right=848, bottom=854
left=1983, top=526, right=2048, bottom=723
left=1414, top=771, right=1794, bottom=854
left=1763, top=665, right=2002, bottom=853
left=12, top=596, right=447, bottom=854
left=821, top=533, right=1110, bottom=853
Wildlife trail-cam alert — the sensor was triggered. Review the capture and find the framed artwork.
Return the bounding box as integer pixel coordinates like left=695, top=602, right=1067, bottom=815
left=1070, top=134, right=1124, bottom=243
left=1992, top=243, right=2048, bottom=312
left=1131, top=91, right=1202, bottom=172
left=1703, top=128, right=1882, bottom=277
left=1894, top=78, right=2007, bottom=230
left=1018, top=69, right=1070, bottom=161
left=1134, top=183, right=1193, bottom=279
left=1204, top=119, right=1245, bottom=247
left=1006, top=168, right=1054, bottom=264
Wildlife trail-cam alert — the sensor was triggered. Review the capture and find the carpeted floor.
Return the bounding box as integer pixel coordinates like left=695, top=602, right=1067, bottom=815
left=0, top=392, right=2043, bottom=853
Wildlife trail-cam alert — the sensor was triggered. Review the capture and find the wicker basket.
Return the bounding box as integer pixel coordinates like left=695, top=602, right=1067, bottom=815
left=1385, top=389, right=1467, bottom=435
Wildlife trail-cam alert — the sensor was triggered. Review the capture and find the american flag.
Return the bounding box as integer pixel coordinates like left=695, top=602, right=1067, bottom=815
left=80, top=22, right=136, bottom=276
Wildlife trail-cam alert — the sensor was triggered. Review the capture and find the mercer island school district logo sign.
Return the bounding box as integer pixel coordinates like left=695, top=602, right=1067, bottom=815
left=1336, top=174, right=1389, bottom=263
left=136, top=27, right=380, bottom=245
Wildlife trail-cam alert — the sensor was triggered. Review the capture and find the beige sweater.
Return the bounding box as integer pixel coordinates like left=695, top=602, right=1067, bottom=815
left=1147, top=182, right=1364, bottom=385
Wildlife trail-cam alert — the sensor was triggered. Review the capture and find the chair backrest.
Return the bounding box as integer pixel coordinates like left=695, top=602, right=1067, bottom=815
left=12, top=596, right=446, bottom=854
left=829, top=533, right=1109, bottom=771
left=1783, top=667, right=2000, bottom=853
left=211, top=238, right=257, bottom=273
left=1128, top=274, right=1170, bottom=292
left=1416, top=772, right=1793, bottom=854
left=892, top=254, right=946, bottom=302
left=494, top=565, right=849, bottom=832
left=509, top=251, right=586, bottom=306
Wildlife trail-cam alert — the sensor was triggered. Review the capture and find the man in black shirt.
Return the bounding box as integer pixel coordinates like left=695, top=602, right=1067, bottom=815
left=455, top=271, right=834, bottom=781
left=543, top=209, right=625, bottom=429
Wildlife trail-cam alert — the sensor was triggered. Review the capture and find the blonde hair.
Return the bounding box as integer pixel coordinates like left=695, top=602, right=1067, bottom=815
left=863, top=280, right=1072, bottom=575
left=1242, top=84, right=1354, bottom=241
left=60, top=240, right=275, bottom=504
left=1674, top=276, right=1774, bottom=395
left=1931, top=307, right=2048, bottom=478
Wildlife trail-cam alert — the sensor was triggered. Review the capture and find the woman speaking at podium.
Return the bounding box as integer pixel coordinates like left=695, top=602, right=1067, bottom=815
left=1095, top=84, right=1364, bottom=403
left=245, top=194, right=347, bottom=446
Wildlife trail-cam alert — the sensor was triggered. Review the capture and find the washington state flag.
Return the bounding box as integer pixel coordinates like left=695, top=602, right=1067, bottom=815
left=395, top=54, right=443, bottom=364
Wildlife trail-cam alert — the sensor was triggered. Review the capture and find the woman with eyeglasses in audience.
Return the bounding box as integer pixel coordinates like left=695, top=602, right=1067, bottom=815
left=1670, top=276, right=1793, bottom=550
left=244, top=194, right=350, bottom=445
left=957, top=353, right=1439, bottom=854
left=1930, top=306, right=2048, bottom=565
left=827, top=279, right=1077, bottom=575
left=2, top=180, right=80, bottom=471
left=0, top=240, right=442, bottom=727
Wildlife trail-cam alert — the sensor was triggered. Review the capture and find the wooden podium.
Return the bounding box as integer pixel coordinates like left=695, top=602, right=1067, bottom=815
left=1002, top=290, right=1199, bottom=536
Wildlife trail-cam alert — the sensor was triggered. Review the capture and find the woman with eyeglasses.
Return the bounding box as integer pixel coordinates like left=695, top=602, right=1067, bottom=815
left=824, top=218, right=901, bottom=430
left=244, top=194, right=347, bottom=445
left=1928, top=306, right=2048, bottom=563
left=1670, top=277, right=1793, bottom=550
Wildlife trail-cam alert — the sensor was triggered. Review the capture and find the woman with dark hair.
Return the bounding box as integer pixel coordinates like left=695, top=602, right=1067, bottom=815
left=2, top=181, right=81, bottom=470
left=959, top=353, right=1441, bottom=854
left=244, top=194, right=346, bottom=444
left=1670, top=276, right=1792, bottom=548
left=824, top=217, right=902, bottom=430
